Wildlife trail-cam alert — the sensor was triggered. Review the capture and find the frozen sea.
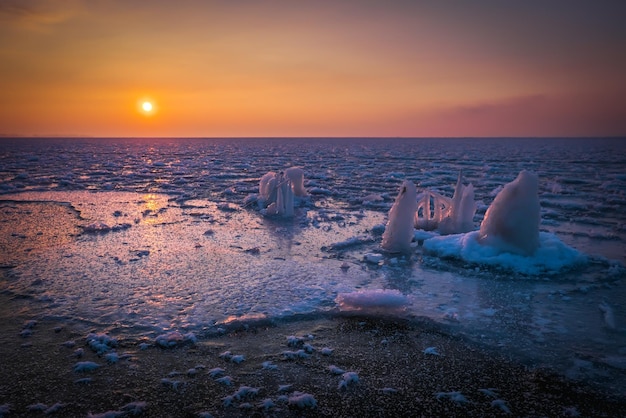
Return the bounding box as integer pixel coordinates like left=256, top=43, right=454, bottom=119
left=1, top=137, right=625, bottom=394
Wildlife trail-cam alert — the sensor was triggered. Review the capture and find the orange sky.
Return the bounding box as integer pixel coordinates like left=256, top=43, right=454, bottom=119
left=1, top=0, right=625, bottom=137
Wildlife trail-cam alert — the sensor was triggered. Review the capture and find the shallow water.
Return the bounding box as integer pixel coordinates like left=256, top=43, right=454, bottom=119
left=1, top=137, right=625, bottom=394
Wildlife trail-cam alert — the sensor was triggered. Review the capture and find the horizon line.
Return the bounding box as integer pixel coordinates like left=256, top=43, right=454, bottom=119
left=1, top=135, right=625, bottom=140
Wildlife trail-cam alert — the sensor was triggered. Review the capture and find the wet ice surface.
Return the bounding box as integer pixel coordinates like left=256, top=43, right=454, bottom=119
left=1, top=191, right=389, bottom=331
left=1, top=137, right=625, bottom=393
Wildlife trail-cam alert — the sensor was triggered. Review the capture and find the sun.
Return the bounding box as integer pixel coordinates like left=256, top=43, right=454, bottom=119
left=137, top=97, right=158, bottom=117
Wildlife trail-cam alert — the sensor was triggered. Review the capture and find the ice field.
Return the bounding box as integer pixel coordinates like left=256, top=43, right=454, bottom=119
left=1, top=137, right=625, bottom=394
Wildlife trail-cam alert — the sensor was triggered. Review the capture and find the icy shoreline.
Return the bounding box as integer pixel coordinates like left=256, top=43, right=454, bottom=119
left=1, top=190, right=625, bottom=400
left=1, top=138, right=625, bottom=406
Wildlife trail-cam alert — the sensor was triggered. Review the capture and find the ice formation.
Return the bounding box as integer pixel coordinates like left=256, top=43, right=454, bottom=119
left=154, top=331, right=196, bottom=348
left=336, top=289, right=410, bottom=313
left=436, top=391, right=469, bottom=404
left=285, top=167, right=307, bottom=197
left=328, top=365, right=345, bottom=375
left=86, top=333, right=117, bottom=354
left=437, top=172, right=477, bottom=234
left=258, top=171, right=296, bottom=217
left=282, top=349, right=310, bottom=360
left=208, top=367, right=225, bottom=378
left=338, top=371, right=359, bottom=389
left=73, top=361, right=100, bottom=372
left=599, top=301, right=616, bottom=329
left=415, top=171, right=476, bottom=234
left=424, top=170, right=586, bottom=274
left=478, top=170, right=540, bottom=256
left=233, top=385, right=260, bottom=400
left=288, top=392, right=317, bottom=408
left=381, top=180, right=418, bottom=252
left=415, top=190, right=450, bottom=231
left=423, top=346, right=440, bottom=356
left=425, top=230, right=584, bottom=274
left=216, top=376, right=234, bottom=386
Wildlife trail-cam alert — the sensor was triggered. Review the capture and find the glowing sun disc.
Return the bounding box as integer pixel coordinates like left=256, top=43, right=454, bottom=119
left=142, top=101, right=153, bottom=112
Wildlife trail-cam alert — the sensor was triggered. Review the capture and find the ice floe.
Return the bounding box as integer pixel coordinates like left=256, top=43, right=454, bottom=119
left=424, top=230, right=585, bottom=275
left=336, top=289, right=411, bottom=313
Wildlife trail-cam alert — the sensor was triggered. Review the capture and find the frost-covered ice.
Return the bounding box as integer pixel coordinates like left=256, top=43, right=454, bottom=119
left=261, top=361, right=278, bottom=370
left=423, top=346, right=440, bottom=356
left=215, top=376, right=234, bottom=386
left=74, top=361, right=100, bottom=372
left=288, top=391, right=317, bottom=408
left=321, top=347, right=334, bottom=356
left=338, top=371, right=359, bottom=389
left=87, top=401, right=147, bottom=418
left=436, top=391, right=469, bottom=404
left=232, top=385, right=260, bottom=400
left=1, top=137, right=625, bottom=394
left=86, top=333, right=117, bottom=354
left=155, top=331, right=196, bottom=348
left=282, top=349, right=310, bottom=360
left=491, top=399, right=511, bottom=414
left=161, top=378, right=184, bottom=391
left=208, top=367, right=225, bottom=378
left=598, top=301, right=616, bottom=329
left=328, top=365, right=345, bottom=375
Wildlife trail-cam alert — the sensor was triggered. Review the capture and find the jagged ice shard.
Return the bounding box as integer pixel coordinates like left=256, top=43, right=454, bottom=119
left=381, top=180, right=418, bottom=253
left=478, top=170, right=540, bottom=256
left=437, top=171, right=477, bottom=235
left=414, top=171, right=476, bottom=235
